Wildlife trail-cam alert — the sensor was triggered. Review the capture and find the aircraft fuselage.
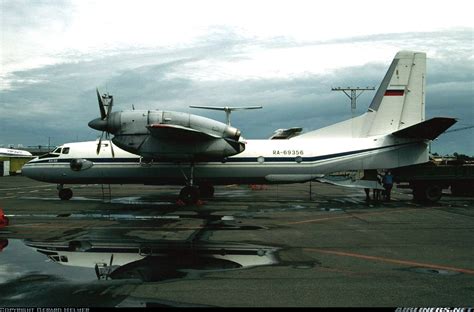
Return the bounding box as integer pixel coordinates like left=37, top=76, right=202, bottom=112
left=22, top=136, right=427, bottom=186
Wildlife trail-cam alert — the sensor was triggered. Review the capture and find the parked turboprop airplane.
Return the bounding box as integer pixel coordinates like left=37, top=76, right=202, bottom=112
left=22, top=51, right=456, bottom=203
left=0, top=147, right=33, bottom=157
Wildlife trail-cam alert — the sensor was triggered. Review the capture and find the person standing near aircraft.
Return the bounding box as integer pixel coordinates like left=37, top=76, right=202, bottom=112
left=382, top=171, right=394, bottom=201
left=362, top=169, right=379, bottom=202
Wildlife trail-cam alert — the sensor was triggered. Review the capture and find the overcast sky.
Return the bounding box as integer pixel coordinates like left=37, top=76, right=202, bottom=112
left=1, top=0, right=473, bottom=155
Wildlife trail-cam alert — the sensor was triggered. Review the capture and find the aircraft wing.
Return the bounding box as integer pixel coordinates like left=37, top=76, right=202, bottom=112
left=316, top=177, right=385, bottom=190
left=147, top=123, right=221, bottom=141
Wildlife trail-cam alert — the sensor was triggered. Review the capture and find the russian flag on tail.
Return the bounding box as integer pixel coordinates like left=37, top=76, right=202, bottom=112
left=384, top=89, right=405, bottom=96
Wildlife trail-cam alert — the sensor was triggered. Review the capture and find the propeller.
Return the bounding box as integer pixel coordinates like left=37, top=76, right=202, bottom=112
left=94, top=253, right=115, bottom=280
left=90, top=88, right=115, bottom=157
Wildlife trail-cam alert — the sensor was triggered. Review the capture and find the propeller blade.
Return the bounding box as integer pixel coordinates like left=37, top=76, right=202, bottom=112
left=105, top=132, right=115, bottom=158
left=106, top=254, right=114, bottom=280
left=110, top=138, right=115, bottom=158
left=96, top=88, right=106, bottom=120
left=94, top=263, right=100, bottom=280
left=96, top=132, right=104, bottom=155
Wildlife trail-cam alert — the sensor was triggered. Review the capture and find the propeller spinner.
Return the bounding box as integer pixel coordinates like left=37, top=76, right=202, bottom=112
left=88, top=88, right=115, bottom=157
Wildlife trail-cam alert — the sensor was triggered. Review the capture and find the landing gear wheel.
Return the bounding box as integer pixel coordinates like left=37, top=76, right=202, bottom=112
left=59, top=188, right=73, bottom=200
left=412, top=184, right=442, bottom=203
left=179, top=186, right=200, bottom=205
left=425, top=185, right=442, bottom=202
left=199, top=183, right=215, bottom=198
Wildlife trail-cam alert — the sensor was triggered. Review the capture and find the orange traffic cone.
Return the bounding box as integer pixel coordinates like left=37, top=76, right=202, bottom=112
left=0, top=208, right=9, bottom=227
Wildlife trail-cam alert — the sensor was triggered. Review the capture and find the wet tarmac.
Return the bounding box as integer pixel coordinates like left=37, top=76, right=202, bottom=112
left=0, top=176, right=473, bottom=307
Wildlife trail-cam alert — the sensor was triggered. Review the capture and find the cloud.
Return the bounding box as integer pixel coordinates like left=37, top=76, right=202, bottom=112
left=0, top=27, right=472, bottom=155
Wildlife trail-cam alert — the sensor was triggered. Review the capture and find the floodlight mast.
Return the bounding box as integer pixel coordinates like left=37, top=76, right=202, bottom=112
left=331, top=87, right=375, bottom=114
left=331, top=87, right=375, bottom=138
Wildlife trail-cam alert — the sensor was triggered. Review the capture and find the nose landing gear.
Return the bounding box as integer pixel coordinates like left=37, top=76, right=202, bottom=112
left=179, top=186, right=200, bottom=205
left=57, top=184, right=73, bottom=200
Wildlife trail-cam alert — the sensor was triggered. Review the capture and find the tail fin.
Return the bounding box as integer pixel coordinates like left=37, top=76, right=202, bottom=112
left=295, top=51, right=429, bottom=140
left=367, top=51, right=426, bottom=136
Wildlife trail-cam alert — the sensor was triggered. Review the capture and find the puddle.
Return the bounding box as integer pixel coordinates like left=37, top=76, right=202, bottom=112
left=21, top=196, right=174, bottom=205
left=214, top=190, right=252, bottom=197
left=0, top=239, right=96, bottom=284
left=404, top=267, right=461, bottom=276
left=21, top=196, right=100, bottom=202
left=6, top=213, right=181, bottom=221
left=110, top=197, right=173, bottom=205
left=0, top=238, right=279, bottom=284
left=320, top=208, right=343, bottom=212
left=291, top=262, right=316, bottom=269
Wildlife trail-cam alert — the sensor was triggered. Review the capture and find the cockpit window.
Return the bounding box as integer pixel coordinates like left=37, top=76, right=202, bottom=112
left=38, top=148, right=62, bottom=159
left=62, top=147, right=70, bottom=154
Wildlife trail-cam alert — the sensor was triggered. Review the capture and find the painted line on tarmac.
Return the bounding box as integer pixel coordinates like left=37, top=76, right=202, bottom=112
left=284, top=207, right=443, bottom=225
left=0, top=185, right=53, bottom=191
left=305, top=248, right=474, bottom=275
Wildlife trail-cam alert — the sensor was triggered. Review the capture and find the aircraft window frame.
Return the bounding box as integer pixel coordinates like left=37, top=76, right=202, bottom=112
left=62, top=147, right=70, bottom=154
left=38, top=153, right=60, bottom=159
left=53, top=147, right=62, bottom=154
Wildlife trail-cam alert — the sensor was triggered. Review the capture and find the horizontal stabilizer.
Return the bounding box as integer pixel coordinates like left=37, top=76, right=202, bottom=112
left=392, top=117, right=457, bottom=140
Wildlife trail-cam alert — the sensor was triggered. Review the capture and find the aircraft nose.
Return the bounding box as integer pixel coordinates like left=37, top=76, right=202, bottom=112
left=88, top=118, right=108, bottom=131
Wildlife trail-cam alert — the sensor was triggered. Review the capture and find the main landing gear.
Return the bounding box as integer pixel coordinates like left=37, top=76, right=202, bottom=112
left=57, top=184, right=73, bottom=200
left=178, top=163, right=215, bottom=205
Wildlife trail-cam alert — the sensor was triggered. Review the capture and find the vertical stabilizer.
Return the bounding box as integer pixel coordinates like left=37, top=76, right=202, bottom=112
left=367, top=51, right=426, bottom=136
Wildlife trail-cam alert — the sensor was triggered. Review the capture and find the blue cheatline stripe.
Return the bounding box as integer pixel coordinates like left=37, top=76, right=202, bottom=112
left=228, top=142, right=414, bottom=163
left=28, top=157, right=141, bottom=164
left=26, top=142, right=415, bottom=165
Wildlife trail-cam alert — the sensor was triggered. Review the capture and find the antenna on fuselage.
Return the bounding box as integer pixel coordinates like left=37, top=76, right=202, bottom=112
left=190, top=105, right=263, bottom=126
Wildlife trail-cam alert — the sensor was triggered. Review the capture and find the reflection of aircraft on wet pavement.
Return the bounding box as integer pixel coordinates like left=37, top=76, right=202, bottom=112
left=24, top=240, right=278, bottom=282
left=22, top=51, right=456, bottom=204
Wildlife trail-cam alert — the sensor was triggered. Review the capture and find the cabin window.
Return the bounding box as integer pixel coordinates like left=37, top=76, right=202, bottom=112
left=62, top=147, right=70, bottom=154
left=53, top=148, right=62, bottom=154
left=60, top=256, right=68, bottom=263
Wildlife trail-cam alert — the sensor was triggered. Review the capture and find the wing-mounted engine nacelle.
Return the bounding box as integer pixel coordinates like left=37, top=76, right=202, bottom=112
left=107, top=110, right=241, bottom=140
left=149, top=111, right=241, bottom=141
left=110, top=110, right=245, bottom=160
left=70, top=159, right=94, bottom=171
